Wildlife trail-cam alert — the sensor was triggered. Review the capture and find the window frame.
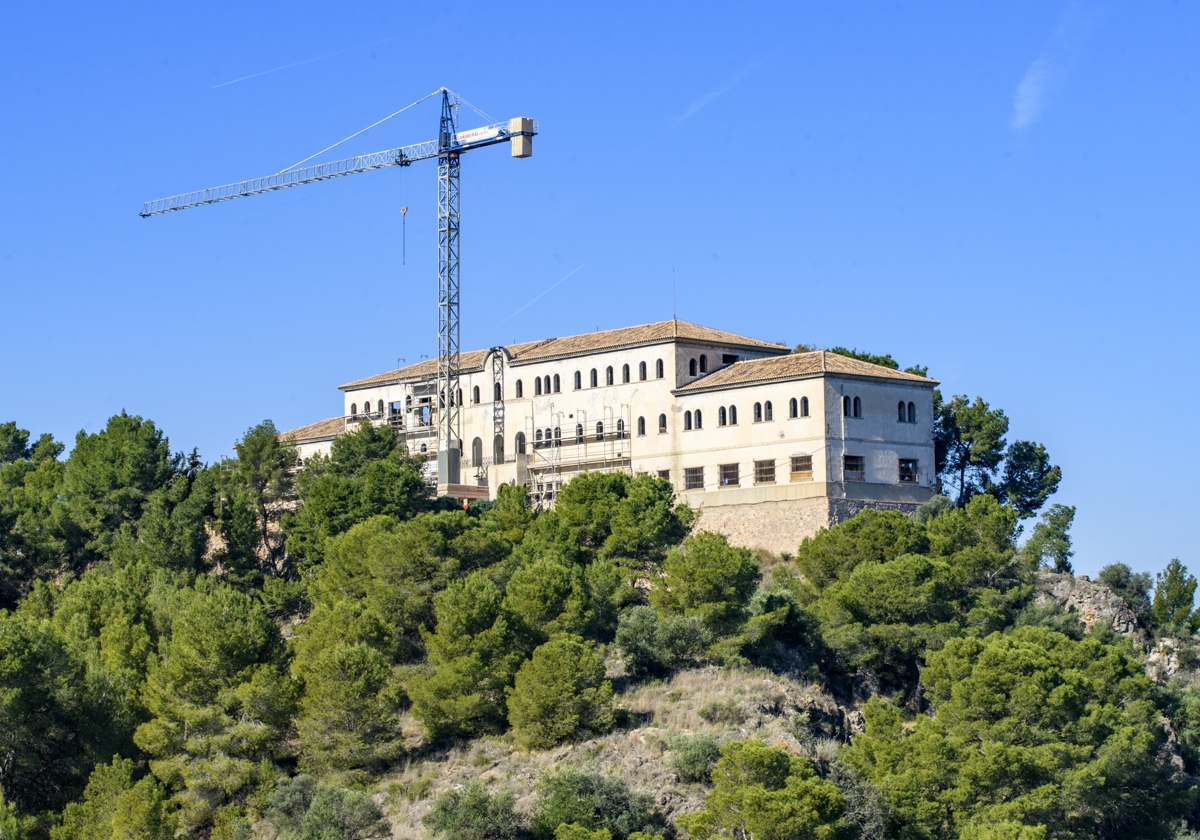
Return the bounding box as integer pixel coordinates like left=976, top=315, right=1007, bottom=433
left=719, top=463, right=740, bottom=487
left=899, top=458, right=919, bottom=484
left=684, top=466, right=705, bottom=490
left=844, top=454, right=865, bottom=481
left=754, top=459, right=776, bottom=485
left=790, top=454, right=813, bottom=481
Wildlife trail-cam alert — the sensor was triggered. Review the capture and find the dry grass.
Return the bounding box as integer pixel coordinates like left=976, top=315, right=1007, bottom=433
left=373, top=667, right=849, bottom=839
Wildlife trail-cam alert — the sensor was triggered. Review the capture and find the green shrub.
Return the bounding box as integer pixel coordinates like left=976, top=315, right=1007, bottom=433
left=615, top=607, right=710, bottom=677
left=531, top=769, right=670, bottom=840
left=677, top=740, right=846, bottom=840
left=507, top=636, right=614, bottom=749
left=299, top=786, right=389, bottom=840
left=698, top=700, right=744, bottom=726
left=669, top=733, right=721, bottom=783
left=423, top=780, right=522, bottom=840
left=264, top=778, right=387, bottom=840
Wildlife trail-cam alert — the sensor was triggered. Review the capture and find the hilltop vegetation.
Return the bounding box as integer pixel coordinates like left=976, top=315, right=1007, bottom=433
left=1, top=409, right=1198, bottom=840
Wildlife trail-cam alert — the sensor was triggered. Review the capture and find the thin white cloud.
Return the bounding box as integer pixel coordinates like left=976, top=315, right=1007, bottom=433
left=680, top=63, right=762, bottom=121
left=1010, top=3, right=1103, bottom=130
left=1012, top=58, right=1055, bottom=129
left=214, top=39, right=390, bottom=88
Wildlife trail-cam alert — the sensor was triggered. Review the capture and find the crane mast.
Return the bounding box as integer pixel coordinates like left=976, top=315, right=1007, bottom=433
left=140, top=88, right=536, bottom=487
left=437, top=93, right=462, bottom=485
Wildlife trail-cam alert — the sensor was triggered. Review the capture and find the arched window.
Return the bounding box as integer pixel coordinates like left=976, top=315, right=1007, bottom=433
left=754, top=402, right=763, bottom=422
left=684, top=411, right=693, bottom=430
left=801, top=396, right=810, bottom=417
left=843, top=396, right=851, bottom=416
left=471, top=437, right=483, bottom=467
left=377, top=400, right=384, bottom=415
left=853, top=397, right=862, bottom=418
left=574, top=371, right=582, bottom=390
left=535, top=429, right=543, bottom=448
left=596, top=422, right=605, bottom=441
left=494, top=382, right=502, bottom=401
left=420, top=443, right=428, bottom=453
left=658, top=414, right=667, bottom=432
left=639, top=361, right=647, bottom=381
left=637, top=416, right=646, bottom=436
left=494, top=434, right=504, bottom=462
left=473, top=386, right=481, bottom=404
left=789, top=398, right=798, bottom=419
left=764, top=401, right=773, bottom=422
left=535, top=377, right=542, bottom=396
left=908, top=402, right=916, bottom=423
left=700, top=355, right=708, bottom=373
left=515, top=431, right=526, bottom=454
left=898, top=401, right=906, bottom=422
left=617, top=419, right=625, bottom=439
left=729, top=405, right=738, bottom=425
left=553, top=374, right=560, bottom=393
left=656, top=359, right=664, bottom=378
left=516, top=380, right=524, bottom=398
left=545, top=429, right=552, bottom=449
left=695, top=409, right=703, bottom=429
left=554, top=427, right=562, bottom=446
left=719, top=407, right=727, bottom=426
left=622, top=364, right=630, bottom=383
left=606, top=366, right=614, bottom=386
left=590, top=369, right=598, bottom=388
left=689, top=359, right=698, bottom=376
left=576, top=423, right=584, bottom=444
left=543, top=376, right=551, bottom=394
left=350, top=403, right=357, bottom=416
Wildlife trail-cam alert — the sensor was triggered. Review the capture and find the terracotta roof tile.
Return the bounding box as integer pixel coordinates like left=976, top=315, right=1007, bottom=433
left=673, top=350, right=939, bottom=394
left=278, top=416, right=344, bottom=442
left=339, top=320, right=786, bottom=390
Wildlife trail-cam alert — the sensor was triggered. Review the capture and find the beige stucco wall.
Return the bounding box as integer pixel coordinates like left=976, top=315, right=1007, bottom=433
left=335, top=338, right=937, bottom=521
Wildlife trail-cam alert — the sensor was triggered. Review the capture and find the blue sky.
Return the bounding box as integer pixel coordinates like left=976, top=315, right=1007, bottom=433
left=1, top=1, right=1196, bottom=577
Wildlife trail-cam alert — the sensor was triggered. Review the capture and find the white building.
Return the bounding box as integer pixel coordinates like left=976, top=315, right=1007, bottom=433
left=283, top=320, right=938, bottom=554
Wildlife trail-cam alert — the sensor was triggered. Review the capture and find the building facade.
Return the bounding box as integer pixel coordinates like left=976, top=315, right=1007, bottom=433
left=283, top=320, right=938, bottom=555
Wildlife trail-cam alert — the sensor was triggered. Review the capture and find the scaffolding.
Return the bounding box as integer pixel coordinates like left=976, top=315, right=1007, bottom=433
left=522, top=402, right=632, bottom=508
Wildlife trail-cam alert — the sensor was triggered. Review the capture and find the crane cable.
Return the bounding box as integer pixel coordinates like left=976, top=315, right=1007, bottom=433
left=278, top=87, right=445, bottom=174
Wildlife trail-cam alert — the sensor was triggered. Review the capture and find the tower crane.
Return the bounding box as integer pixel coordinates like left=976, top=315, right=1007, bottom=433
left=140, top=88, right=536, bottom=486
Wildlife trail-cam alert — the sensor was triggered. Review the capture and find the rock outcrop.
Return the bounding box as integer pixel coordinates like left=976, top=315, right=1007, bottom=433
left=1034, top=572, right=1146, bottom=642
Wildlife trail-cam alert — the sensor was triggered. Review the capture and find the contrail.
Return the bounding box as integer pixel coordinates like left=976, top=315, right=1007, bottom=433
left=213, top=39, right=390, bottom=88
left=493, top=265, right=586, bottom=330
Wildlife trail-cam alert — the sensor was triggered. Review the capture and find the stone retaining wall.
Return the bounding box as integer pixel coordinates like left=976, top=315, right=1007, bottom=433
left=693, top=497, right=920, bottom=556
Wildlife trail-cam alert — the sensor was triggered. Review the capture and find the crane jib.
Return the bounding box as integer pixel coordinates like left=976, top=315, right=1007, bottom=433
left=138, top=121, right=535, bottom=217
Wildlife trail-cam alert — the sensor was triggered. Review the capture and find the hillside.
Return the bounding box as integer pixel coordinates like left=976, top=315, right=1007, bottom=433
left=3, top=414, right=1200, bottom=840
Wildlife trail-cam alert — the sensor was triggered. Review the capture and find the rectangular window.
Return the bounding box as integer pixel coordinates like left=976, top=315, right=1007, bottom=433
left=790, top=455, right=813, bottom=481
left=899, top=458, right=919, bottom=484
left=722, top=354, right=739, bottom=364
left=684, top=467, right=704, bottom=490
left=657, top=469, right=670, bottom=480
left=844, top=455, right=865, bottom=481
left=719, top=463, right=740, bottom=487
left=754, top=459, right=776, bottom=484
